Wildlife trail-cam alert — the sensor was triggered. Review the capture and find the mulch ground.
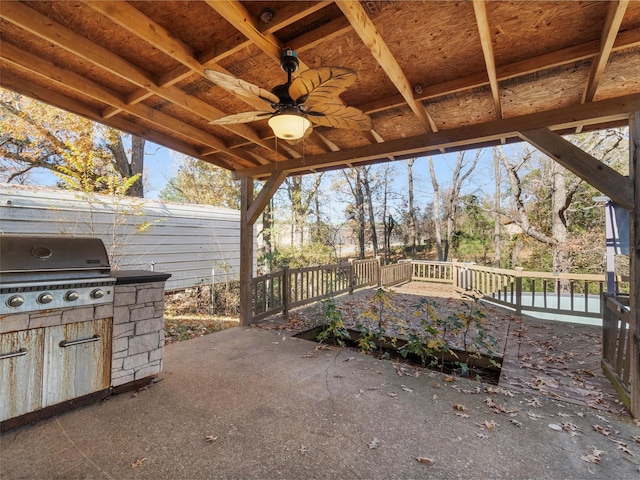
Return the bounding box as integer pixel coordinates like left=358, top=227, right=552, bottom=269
left=255, top=282, right=627, bottom=416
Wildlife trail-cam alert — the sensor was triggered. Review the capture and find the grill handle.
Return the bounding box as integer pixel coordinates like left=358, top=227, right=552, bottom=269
left=0, top=348, right=28, bottom=360
left=59, top=335, right=100, bottom=348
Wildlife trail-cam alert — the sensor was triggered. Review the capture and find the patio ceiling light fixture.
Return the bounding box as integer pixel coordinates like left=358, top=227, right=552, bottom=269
left=268, top=111, right=311, bottom=140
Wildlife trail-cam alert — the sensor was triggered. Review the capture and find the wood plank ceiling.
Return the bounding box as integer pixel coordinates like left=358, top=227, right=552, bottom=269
left=1, top=1, right=640, bottom=180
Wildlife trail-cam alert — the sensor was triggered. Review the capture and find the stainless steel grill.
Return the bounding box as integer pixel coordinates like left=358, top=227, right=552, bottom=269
left=0, top=236, right=116, bottom=315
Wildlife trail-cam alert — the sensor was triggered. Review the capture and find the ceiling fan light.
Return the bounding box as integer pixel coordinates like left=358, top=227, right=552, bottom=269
left=268, top=113, right=311, bottom=140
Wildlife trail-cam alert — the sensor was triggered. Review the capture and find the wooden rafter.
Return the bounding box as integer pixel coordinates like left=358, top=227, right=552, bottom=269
left=0, top=43, right=261, bottom=168
left=85, top=1, right=281, bottom=162
left=335, top=0, right=437, bottom=133
left=234, top=93, right=640, bottom=179
left=0, top=70, right=234, bottom=170
left=0, top=2, right=270, bottom=165
left=206, top=0, right=307, bottom=69
left=582, top=0, right=629, bottom=103
left=473, top=0, right=502, bottom=120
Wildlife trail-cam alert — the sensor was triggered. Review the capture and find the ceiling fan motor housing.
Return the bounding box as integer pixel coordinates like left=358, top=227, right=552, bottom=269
left=280, top=48, right=299, bottom=74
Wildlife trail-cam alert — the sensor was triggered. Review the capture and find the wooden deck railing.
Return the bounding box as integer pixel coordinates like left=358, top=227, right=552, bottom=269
left=411, top=260, right=455, bottom=283
left=380, top=261, right=412, bottom=287
left=352, top=258, right=380, bottom=288
left=251, top=259, right=618, bottom=325
left=602, top=294, right=632, bottom=409
left=251, top=263, right=353, bottom=322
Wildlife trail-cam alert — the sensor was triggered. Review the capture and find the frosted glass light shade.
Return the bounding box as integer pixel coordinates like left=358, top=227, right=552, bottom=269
left=268, top=113, right=311, bottom=140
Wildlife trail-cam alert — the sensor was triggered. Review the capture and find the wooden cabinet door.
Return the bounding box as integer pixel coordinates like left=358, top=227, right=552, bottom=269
left=42, top=319, right=112, bottom=407
left=0, top=329, right=44, bottom=421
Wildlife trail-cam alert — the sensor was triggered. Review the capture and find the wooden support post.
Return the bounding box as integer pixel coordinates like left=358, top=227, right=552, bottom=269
left=239, top=178, right=254, bottom=327
left=629, top=112, right=640, bottom=417
left=515, top=267, right=524, bottom=316
left=239, top=173, right=288, bottom=326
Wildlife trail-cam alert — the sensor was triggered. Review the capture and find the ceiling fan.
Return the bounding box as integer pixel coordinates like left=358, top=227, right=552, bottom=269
left=204, top=49, right=373, bottom=141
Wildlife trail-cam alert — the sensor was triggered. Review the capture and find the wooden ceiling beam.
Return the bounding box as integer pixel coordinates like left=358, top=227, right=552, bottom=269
left=518, top=128, right=633, bottom=210
left=233, top=93, right=640, bottom=179
left=356, top=25, right=640, bottom=117
left=0, top=43, right=260, bottom=169
left=85, top=1, right=278, bottom=161
left=473, top=0, right=502, bottom=120
left=582, top=0, right=629, bottom=103
left=1, top=1, right=278, bottom=164
left=0, top=70, right=235, bottom=171
left=260, top=1, right=333, bottom=35
left=335, top=0, right=437, bottom=133
left=205, top=0, right=310, bottom=69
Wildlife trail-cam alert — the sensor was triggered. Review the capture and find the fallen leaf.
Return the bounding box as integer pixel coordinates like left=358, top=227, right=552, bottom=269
left=299, top=445, right=307, bottom=455
left=592, top=425, right=611, bottom=436
left=476, top=432, right=489, bottom=439
left=205, top=435, right=218, bottom=443
left=344, top=356, right=355, bottom=362
left=632, top=435, right=640, bottom=445
left=356, top=389, right=364, bottom=398
left=617, top=444, right=633, bottom=455
left=387, top=392, right=398, bottom=398
left=131, top=458, right=147, bottom=468
left=368, top=438, right=381, bottom=449
left=454, top=411, right=470, bottom=419
left=401, top=385, right=414, bottom=393
left=510, top=419, right=522, bottom=428
left=548, top=423, right=563, bottom=431
left=444, top=376, right=454, bottom=383
left=416, top=457, right=435, bottom=466
left=580, top=447, right=606, bottom=464
left=453, top=404, right=467, bottom=412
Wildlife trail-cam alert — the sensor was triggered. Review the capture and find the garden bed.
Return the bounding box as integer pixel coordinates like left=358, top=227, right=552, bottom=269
left=295, top=326, right=502, bottom=384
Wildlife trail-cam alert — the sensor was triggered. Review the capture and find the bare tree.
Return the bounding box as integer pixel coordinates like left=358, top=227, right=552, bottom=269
left=406, top=158, right=417, bottom=255
left=492, top=148, right=502, bottom=267
left=428, top=157, right=444, bottom=260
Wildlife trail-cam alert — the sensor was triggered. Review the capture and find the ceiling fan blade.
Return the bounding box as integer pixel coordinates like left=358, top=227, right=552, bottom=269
left=204, top=69, right=280, bottom=105
left=210, top=111, right=273, bottom=125
left=307, top=104, right=373, bottom=131
left=289, top=67, right=357, bottom=104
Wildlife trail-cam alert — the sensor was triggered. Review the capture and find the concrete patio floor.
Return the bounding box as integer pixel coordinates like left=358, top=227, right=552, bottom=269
left=1, top=326, right=639, bottom=479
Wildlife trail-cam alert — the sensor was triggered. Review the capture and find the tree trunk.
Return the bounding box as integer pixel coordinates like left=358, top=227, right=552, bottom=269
left=407, top=159, right=417, bottom=255
left=551, top=162, right=571, bottom=291
left=262, top=200, right=273, bottom=273
left=361, top=167, right=379, bottom=257
left=428, top=157, right=444, bottom=261
left=109, top=133, right=145, bottom=198
left=493, top=149, right=502, bottom=267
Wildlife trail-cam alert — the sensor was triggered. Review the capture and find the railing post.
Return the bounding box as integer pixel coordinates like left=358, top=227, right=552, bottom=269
left=348, top=259, right=354, bottom=294
left=282, top=266, right=289, bottom=317
left=376, top=256, right=382, bottom=287
left=515, top=267, right=524, bottom=315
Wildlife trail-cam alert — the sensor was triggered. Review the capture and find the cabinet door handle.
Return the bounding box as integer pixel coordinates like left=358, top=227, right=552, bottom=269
left=59, top=335, right=100, bottom=347
left=0, top=348, right=28, bottom=360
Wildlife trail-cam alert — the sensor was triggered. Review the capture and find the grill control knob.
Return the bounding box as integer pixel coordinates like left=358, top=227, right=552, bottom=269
left=38, top=293, right=54, bottom=304
left=90, top=288, right=105, bottom=299
left=64, top=291, right=80, bottom=302
left=6, top=295, right=25, bottom=308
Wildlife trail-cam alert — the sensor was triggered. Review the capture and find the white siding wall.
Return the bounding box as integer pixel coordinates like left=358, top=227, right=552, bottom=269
left=0, top=185, right=255, bottom=291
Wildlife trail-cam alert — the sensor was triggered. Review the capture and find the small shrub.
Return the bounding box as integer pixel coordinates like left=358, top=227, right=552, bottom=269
left=316, top=296, right=350, bottom=347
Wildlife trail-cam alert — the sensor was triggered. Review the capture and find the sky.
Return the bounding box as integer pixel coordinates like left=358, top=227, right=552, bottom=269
left=28, top=138, right=500, bottom=209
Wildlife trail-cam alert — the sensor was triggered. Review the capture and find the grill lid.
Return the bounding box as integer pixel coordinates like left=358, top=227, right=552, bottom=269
left=0, top=236, right=111, bottom=282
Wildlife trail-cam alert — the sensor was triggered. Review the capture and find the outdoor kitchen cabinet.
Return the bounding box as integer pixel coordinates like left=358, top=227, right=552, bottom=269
left=0, top=329, right=45, bottom=421
left=0, top=318, right=112, bottom=422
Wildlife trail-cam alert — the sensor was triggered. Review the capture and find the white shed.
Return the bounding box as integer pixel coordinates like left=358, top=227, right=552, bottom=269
left=0, top=185, right=254, bottom=291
